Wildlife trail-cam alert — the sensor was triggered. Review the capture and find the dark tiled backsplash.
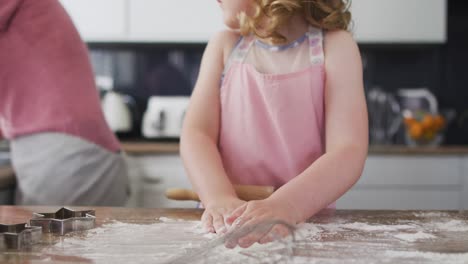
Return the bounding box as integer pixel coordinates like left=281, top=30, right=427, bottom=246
left=89, top=44, right=204, bottom=99
left=87, top=3, right=468, bottom=145
left=87, top=42, right=468, bottom=145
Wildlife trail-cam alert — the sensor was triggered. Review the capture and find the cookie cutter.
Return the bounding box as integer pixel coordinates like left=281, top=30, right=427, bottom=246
left=0, top=223, right=42, bottom=250
left=30, top=207, right=96, bottom=236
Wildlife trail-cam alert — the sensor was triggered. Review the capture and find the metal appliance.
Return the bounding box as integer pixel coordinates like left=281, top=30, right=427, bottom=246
left=367, top=87, right=402, bottom=145
left=142, top=96, right=190, bottom=139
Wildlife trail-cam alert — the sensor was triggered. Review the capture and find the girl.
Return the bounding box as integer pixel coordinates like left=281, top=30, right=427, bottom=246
left=0, top=0, right=128, bottom=206
left=181, top=0, right=368, bottom=248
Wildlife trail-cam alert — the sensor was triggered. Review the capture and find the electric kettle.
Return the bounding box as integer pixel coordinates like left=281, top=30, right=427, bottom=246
left=367, top=87, right=402, bottom=145
left=97, top=75, right=134, bottom=133
left=101, top=91, right=133, bottom=133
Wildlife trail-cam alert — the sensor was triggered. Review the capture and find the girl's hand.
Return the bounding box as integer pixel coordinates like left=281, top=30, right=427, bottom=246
left=202, top=196, right=246, bottom=234
left=224, top=198, right=301, bottom=248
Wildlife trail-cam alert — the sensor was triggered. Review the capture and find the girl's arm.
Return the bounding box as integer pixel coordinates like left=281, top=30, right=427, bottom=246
left=180, top=30, right=245, bottom=233
left=225, top=30, right=368, bottom=248
left=270, top=30, right=368, bottom=220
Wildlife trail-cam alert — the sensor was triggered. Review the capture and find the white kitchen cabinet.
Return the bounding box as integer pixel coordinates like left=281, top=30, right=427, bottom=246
left=125, top=154, right=197, bottom=208
left=126, top=152, right=467, bottom=210
left=462, top=157, right=468, bottom=210
left=128, top=0, right=225, bottom=42
left=59, top=0, right=447, bottom=44
left=337, top=155, right=464, bottom=210
left=351, top=0, right=447, bottom=43
left=59, top=0, right=128, bottom=42
left=338, top=189, right=461, bottom=210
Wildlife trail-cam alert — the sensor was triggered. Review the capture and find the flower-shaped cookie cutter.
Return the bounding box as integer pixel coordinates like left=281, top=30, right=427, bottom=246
left=0, top=223, right=42, bottom=250
left=30, top=207, right=95, bottom=235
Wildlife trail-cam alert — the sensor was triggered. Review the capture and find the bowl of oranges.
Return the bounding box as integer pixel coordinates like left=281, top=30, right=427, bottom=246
left=403, top=110, right=446, bottom=147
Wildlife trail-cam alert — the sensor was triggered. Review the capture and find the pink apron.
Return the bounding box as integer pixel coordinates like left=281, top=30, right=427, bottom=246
left=219, top=27, right=333, bottom=207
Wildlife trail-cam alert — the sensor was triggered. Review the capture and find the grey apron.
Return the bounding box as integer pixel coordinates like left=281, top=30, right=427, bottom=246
left=11, top=133, right=128, bottom=206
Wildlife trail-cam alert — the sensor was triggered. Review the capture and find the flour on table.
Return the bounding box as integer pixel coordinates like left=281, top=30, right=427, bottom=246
left=331, top=222, right=416, bottom=232
left=42, top=214, right=468, bottom=264
left=394, top=231, right=436, bottom=242
left=413, top=212, right=450, bottom=218
left=430, top=220, right=468, bottom=232
left=158, top=217, right=186, bottom=223
left=385, top=250, right=468, bottom=264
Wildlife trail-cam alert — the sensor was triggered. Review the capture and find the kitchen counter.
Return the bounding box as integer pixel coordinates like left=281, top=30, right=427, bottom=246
left=120, top=141, right=468, bottom=155
left=1, top=207, right=467, bottom=263
left=121, top=141, right=179, bottom=155
left=0, top=206, right=202, bottom=225
left=0, top=165, right=14, bottom=190
left=369, top=145, right=468, bottom=155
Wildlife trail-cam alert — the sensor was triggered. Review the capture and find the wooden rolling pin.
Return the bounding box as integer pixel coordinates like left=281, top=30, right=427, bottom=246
left=165, top=185, right=275, bottom=202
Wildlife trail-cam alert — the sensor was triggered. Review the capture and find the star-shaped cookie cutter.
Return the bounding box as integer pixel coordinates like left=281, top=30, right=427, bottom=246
left=0, top=223, right=42, bottom=250
left=30, top=207, right=95, bottom=236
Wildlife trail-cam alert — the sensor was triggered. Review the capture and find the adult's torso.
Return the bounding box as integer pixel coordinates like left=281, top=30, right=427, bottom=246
left=0, top=0, right=119, bottom=152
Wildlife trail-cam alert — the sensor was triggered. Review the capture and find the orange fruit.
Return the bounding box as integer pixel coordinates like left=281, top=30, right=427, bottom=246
left=423, top=130, right=436, bottom=141
left=421, top=114, right=435, bottom=130
left=433, top=114, right=445, bottom=131
left=403, top=116, right=417, bottom=127
left=409, top=123, right=423, bottom=140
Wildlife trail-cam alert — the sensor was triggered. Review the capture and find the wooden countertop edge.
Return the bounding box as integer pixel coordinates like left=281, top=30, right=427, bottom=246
left=121, top=142, right=179, bottom=155
left=120, top=141, right=468, bottom=155
left=369, top=145, right=468, bottom=155
left=4, top=141, right=468, bottom=155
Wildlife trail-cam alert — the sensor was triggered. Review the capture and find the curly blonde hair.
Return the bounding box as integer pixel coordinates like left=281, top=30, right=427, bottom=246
left=239, top=0, right=351, bottom=44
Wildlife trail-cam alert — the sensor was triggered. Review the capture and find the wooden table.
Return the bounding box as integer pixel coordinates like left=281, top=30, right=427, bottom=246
left=1, top=207, right=468, bottom=263
left=119, top=141, right=468, bottom=156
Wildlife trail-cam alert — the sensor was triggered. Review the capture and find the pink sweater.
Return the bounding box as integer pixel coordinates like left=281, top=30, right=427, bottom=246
left=0, top=0, right=119, bottom=152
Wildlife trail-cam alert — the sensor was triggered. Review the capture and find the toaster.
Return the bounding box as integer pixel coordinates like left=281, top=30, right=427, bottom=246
left=142, top=96, right=190, bottom=139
